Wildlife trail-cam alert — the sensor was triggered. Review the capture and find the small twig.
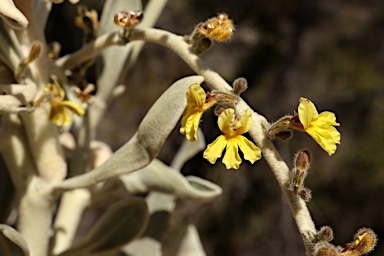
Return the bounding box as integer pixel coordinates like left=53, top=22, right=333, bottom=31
left=55, top=31, right=126, bottom=70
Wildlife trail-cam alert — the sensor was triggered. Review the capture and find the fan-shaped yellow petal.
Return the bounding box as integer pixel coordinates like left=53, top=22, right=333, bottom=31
left=203, top=135, right=227, bottom=164
left=218, top=108, right=235, bottom=134
left=222, top=139, right=241, bottom=169
left=61, top=101, right=85, bottom=116
left=298, top=97, right=318, bottom=129
left=186, top=83, right=206, bottom=108
left=237, top=136, right=262, bottom=164
left=236, top=109, right=253, bottom=135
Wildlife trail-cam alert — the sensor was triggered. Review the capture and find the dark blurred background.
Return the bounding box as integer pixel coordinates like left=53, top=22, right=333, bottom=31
left=46, top=0, right=384, bottom=255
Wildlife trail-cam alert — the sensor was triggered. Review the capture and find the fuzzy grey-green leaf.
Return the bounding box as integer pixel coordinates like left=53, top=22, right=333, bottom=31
left=115, top=159, right=222, bottom=201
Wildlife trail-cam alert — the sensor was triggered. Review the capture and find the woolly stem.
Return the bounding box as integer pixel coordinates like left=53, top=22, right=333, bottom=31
left=129, top=27, right=317, bottom=253
left=55, top=31, right=126, bottom=70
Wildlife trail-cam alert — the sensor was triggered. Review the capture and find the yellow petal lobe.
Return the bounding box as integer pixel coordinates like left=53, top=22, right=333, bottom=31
left=237, top=136, right=262, bottom=163
left=298, top=97, right=318, bottom=129
left=186, top=83, right=206, bottom=108
left=222, top=139, right=241, bottom=169
left=218, top=108, right=235, bottom=134
left=204, top=108, right=262, bottom=169
left=236, top=109, right=253, bottom=134
left=180, top=83, right=208, bottom=141
left=49, top=106, right=71, bottom=126
left=61, top=101, right=85, bottom=116
left=203, top=135, right=227, bottom=164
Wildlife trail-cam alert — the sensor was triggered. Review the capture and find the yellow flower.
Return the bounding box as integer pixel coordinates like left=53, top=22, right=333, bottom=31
left=203, top=108, right=261, bottom=169
left=298, top=97, right=341, bottom=155
left=180, top=83, right=216, bottom=141
left=44, top=81, right=85, bottom=126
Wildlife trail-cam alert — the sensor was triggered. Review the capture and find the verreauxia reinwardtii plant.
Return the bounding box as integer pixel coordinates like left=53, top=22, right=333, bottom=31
left=0, top=1, right=377, bottom=256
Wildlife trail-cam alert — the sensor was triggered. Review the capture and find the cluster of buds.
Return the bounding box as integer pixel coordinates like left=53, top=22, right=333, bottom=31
left=312, top=228, right=377, bottom=256
left=75, top=5, right=99, bottom=43
left=288, top=149, right=312, bottom=202
left=185, top=13, right=234, bottom=55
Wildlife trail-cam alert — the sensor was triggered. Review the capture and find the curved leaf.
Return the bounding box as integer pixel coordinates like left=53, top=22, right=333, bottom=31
left=57, top=198, right=148, bottom=256
left=0, top=0, right=28, bottom=29
left=115, top=159, right=222, bottom=201
left=52, top=75, right=205, bottom=194
left=0, top=224, right=29, bottom=256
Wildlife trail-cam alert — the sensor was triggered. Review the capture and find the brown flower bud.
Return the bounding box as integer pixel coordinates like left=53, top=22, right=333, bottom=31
left=341, top=228, right=377, bottom=255
left=315, top=226, right=334, bottom=243
left=295, top=149, right=311, bottom=172
left=232, top=77, right=248, bottom=95
left=314, top=242, right=340, bottom=256
left=267, top=115, right=293, bottom=140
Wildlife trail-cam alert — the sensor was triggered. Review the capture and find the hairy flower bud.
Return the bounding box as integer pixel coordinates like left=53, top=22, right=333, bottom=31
left=341, top=228, right=377, bottom=255
left=299, top=187, right=312, bottom=202
left=315, top=226, right=334, bottom=243
left=232, top=77, right=248, bottom=95
left=313, top=242, right=340, bottom=256
left=267, top=115, right=293, bottom=140
left=295, top=149, right=311, bottom=172
left=288, top=149, right=312, bottom=201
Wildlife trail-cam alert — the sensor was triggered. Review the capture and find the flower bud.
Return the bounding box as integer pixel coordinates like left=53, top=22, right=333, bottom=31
left=288, top=149, right=312, bottom=201
left=315, top=226, right=334, bottom=243
left=313, top=242, right=340, bottom=256
left=232, top=77, right=248, bottom=95
left=274, top=131, right=293, bottom=141
left=295, top=149, right=311, bottom=172
left=213, top=91, right=239, bottom=105
left=267, top=115, right=293, bottom=140
left=15, top=42, right=42, bottom=81
left=299, top=187, right=312, bottom=202
left=341, top=228, right=377, bottom=255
